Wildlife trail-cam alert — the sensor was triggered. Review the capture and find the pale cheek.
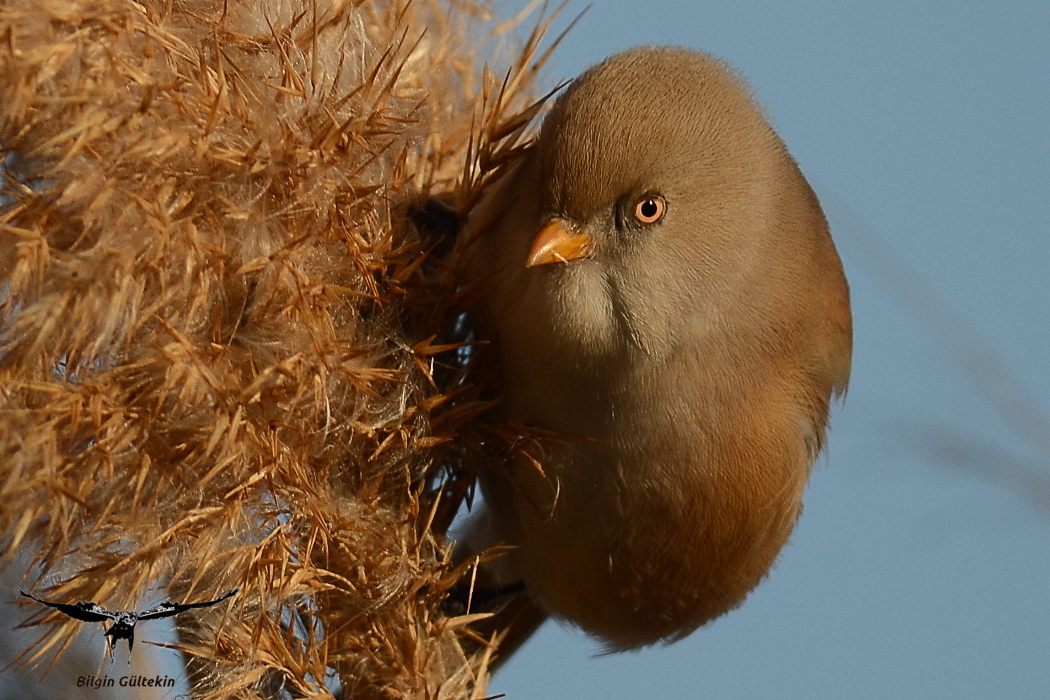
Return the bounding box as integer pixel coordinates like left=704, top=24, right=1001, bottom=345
left=549, top=267, right=621, bottom=358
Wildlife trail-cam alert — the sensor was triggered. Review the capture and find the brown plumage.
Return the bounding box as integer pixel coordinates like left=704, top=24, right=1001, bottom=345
left=456, top=46, right=852, bottom=652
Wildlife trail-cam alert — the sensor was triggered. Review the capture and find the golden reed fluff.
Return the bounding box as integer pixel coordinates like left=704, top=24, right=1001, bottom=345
left=0, top=0, right=559, bottom=696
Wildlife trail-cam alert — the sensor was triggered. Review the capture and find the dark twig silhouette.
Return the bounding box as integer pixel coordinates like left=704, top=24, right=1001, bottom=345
left=19, top=588, right=238, bottom=658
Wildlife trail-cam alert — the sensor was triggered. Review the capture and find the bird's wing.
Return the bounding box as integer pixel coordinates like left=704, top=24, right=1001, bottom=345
left=19, top=591, right=116, bottom=622
left=136, top=601, right=178, bottom=620
left=138, top=588, right=238, bottom=620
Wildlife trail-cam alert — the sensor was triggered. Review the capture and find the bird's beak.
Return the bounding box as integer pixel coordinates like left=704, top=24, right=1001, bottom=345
left=526, top=219, right=593, bottom=267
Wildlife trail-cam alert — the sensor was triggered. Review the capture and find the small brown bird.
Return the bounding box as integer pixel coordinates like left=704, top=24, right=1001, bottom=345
left=456, top=46, right=852, bottom=652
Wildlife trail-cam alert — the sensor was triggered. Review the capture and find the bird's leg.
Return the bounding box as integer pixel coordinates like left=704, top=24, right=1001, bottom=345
left=444, top=579, right=527, bottom=615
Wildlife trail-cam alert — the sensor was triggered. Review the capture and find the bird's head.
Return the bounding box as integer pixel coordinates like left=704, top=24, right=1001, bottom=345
left=508, top=46, right=848, bottom=382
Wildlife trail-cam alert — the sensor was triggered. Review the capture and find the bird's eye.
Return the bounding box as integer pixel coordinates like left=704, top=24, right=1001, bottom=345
left=633, top=195, right=666, bottom=225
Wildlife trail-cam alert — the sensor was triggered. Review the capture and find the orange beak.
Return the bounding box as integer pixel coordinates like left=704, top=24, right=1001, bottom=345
left=526, top=219, right=593, bottom=267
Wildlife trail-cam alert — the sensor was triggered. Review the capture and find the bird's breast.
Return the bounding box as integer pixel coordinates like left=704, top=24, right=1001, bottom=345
left=489, top=357, right=812, bottom=649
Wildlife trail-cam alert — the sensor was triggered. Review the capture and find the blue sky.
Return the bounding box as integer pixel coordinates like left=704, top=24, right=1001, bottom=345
left=487, top=2, right=1050, bottom=698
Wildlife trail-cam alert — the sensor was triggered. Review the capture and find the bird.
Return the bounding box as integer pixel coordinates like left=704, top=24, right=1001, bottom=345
left=19, top=588, right=239, bottom=657
left=453, top=46, right=852, bottom=654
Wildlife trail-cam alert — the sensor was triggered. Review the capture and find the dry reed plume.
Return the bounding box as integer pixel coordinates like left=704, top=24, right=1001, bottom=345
left=0, top=0, right=561, bottom=696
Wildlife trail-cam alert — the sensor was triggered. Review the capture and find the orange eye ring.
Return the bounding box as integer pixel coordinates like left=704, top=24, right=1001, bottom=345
left=633, top=195, right=666, bottom=224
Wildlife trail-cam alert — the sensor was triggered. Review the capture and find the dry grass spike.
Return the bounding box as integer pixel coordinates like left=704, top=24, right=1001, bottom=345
left=0, top=0, right=566, bottom=697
